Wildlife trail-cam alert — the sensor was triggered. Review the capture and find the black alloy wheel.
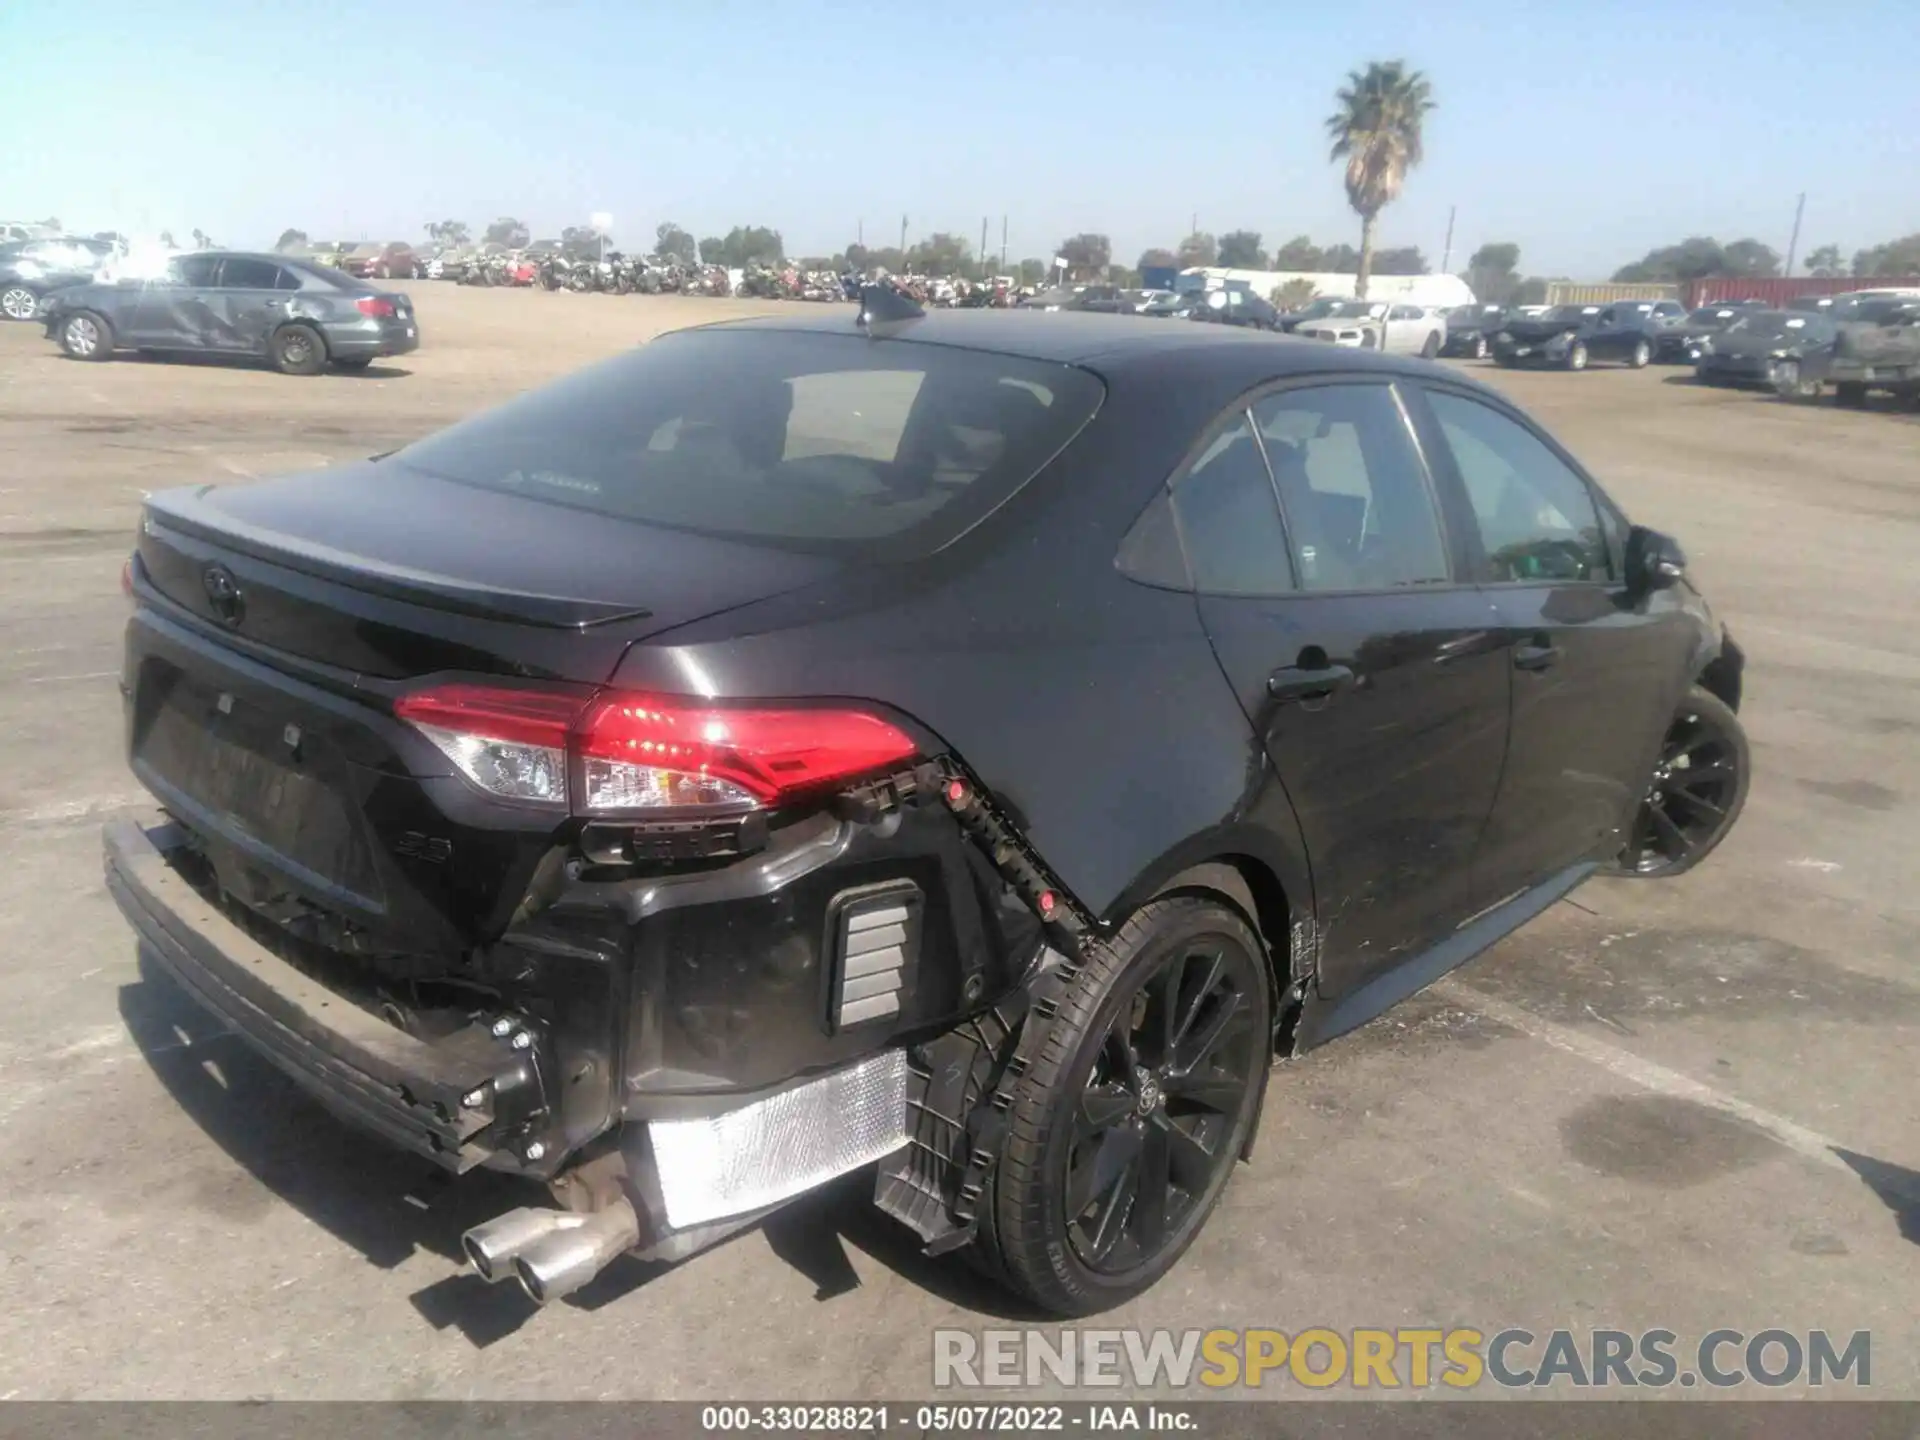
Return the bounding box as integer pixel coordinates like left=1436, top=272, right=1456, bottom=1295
left=975, top=896, right=1271, bottom=1314
left=1616, top=686, right=1749, bottom=878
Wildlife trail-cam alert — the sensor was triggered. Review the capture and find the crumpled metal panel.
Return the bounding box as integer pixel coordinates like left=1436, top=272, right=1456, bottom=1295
left=649, top=1050, right=910, bottom=1229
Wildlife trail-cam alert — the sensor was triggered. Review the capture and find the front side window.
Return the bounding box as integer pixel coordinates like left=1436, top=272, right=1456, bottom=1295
left=1169, top=412, right=1293, bottom=595
left=392, top=329, right=1104, bottom=558
left=1251, top=384, right=1449, bottom=592
left=170, top=255, right=221, bottom=287
left=218, top=258, right=283, bottom=289
left=1427, top=390, right=1609, bottom=583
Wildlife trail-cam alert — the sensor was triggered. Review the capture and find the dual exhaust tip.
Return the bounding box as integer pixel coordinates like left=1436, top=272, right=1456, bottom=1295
left=461, top=1200, right=641, bottom=1306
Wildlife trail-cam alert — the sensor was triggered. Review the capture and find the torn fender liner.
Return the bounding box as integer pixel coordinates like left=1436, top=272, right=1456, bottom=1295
left=648, top=1050, right=910, bottom=1229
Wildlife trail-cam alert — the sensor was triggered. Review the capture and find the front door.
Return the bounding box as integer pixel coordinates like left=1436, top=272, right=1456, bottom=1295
left=128, top=254, right=224, bottom=349
left=1411, top=383, right=1695, bottom=894
left=1171, top=380, right=1512, bottom=1000
left=210, top=255, right=294, bottom=355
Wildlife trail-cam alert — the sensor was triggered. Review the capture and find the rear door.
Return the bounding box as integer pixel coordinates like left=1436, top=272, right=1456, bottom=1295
left=213, top=256, right=295, bottom=354
left=1408, top=382, right=1692, bottom=896
left=1173, top=379, right=1512, bottom=999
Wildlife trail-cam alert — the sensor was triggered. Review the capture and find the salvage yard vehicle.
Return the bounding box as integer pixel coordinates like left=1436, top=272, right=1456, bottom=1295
left=1294, top=298, right=1447, bottom=356
left=104, top=298, right=1748, bottom=1317
left=41, top=251, right=418, bottom=375
left=1440, top=303, right=1506, bottom=359
left=0, top=235, right=115, bottom=321
left=1693, top=309, right=1838, bottom=396
left=1798, top=295, right=1920, bottom=406
left=1494, top=302, right=1664, bottom=370
left=1656, top=305, right=1745, bottom=364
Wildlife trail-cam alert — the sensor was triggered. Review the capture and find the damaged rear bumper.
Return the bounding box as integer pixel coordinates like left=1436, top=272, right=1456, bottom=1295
left=105, top=812, right=536, bottom=1172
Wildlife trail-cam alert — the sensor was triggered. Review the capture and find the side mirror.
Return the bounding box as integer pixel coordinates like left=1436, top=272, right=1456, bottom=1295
left=1626, top=525, right=1686, bottom=596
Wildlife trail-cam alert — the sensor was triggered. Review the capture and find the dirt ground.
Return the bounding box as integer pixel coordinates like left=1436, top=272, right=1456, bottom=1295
left=0, top=285, right=1915, bottom=1401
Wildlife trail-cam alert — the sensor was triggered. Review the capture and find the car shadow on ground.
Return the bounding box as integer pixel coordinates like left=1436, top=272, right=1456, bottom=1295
left=1832, top=1149, right=1920, bottom=1246
left=118, top=949, right=1042, bottom=1348
left=116, top=350, right=413, bottom=379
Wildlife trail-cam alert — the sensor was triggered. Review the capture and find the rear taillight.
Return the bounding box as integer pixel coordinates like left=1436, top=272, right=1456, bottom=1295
left=393, top=685, right=917, bottom=813
left=120, top=555, right=134, bottom=599
left=356, top=296, right=397, bottom=318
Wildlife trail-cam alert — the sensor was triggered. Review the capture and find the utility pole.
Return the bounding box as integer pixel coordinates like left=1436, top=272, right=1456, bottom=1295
left=1001, top=215, right=1008, bottom=272
left=1190, top=210, right=1198, bottom=239
left=857, top=218, right=863, bottom=248
left=980, top=216, right=989, bottom=278
left=1440, top=205, right=1456, bottom=274
left=899, top=214, right=908, bottom=261
left=1784, top=192, right=1806, bottom=277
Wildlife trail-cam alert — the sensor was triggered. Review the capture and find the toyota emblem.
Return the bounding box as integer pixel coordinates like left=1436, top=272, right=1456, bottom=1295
left=202, top=564, right=245, bottom=627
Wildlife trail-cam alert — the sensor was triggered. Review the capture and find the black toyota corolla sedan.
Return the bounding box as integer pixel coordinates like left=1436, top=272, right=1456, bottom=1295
left=105, top=299, right=1747, bottom=1317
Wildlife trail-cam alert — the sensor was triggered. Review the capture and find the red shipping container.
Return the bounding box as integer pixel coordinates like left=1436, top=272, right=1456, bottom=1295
left=1685, top=274, right=1920, bottom=308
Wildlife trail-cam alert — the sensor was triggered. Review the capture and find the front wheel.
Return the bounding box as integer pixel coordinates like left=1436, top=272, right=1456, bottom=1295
left=1, top=284, right=39, bottom=321
left=1565, top=341, right=1589, bottom=371
left=1770, top=359, right=1818, bottom=399
left=1629, top=338, right=1652, bottom=369
left=1420, top=331, right=1441, bottom=359
left=58, top=310, right=112, bottom=360
left=971, top=896, right=1272, bottom=1315
left=1835, top=381, right=1868, bottom=407
left=1473, top=334, right=1488, bottom=360
left=269, top=323, right=327, bottom=376
left=1613, top=686, right=1750, bottom=879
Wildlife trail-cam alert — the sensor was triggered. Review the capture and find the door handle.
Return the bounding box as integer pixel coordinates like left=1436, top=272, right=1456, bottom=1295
left=1513, top=641, right=1562, bottom=672
left=1267, top=663, right=1355, bottom=704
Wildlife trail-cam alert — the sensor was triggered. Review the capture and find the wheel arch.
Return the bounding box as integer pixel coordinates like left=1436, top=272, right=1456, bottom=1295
left=1103, top=830, right=1313, bottom=1024
left=1696, top=629, right=1745, bottom=713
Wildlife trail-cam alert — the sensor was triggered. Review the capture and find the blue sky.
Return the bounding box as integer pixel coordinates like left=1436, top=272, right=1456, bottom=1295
left=3, top=0, right=1913, bottom=277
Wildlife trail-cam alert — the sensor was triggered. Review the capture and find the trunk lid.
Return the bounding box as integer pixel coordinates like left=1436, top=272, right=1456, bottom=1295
left=138, top=457, right=842, bottom=682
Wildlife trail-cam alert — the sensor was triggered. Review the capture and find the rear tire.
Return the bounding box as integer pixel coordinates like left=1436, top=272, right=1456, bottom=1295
left=1835, top=381, right=1868, bottom=407
left=58, top=310, right=112, bottom=361
left=2, top=284, right=40, bottom=321
left=1472, top=334, right=1488, bottom=360
left=269, top=323, right=327, bottom=376
left=970, top=896, right=1271, bottom=1316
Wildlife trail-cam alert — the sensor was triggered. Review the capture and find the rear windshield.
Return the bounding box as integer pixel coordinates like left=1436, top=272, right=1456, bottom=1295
left=1725, top=312, right=1834, bottom=342
left=391, top=328, right=1106, bottom=558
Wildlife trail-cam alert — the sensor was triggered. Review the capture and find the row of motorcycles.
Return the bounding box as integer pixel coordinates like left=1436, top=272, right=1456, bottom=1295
left=436, top=250, right=1024, bottom=308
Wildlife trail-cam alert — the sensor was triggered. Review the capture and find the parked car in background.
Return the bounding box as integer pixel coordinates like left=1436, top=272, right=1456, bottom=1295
left=1062, top=284, right=1134, bottom=314
left=103, top=303, right=1745, bottom=1319
left=42, top=251, right=418, bottom=374
left=1692, top=309, right=1837, bottom=395
left=1493, top=303, right=1663, bottom=370
left=0, top=235, right=116, bottom=320
left=1656, top=305, right=1745, bottom=364
left=1440, top=304, right=1507, bottom=359
left=1143, top=286, right=1281, bottom=329
left=1274, top=295, right=1344, bottom=333
left=1295, top=299, right=1446, bottom=356
left=1799, top=295, right=1920, bottom=405
left=1128, top=289, right=1175, bottom=312
left=1018, top=285, right=1081, bottom=312
left=340, top=242, right=417, bottom=279
left=0, top=220, right=61, bottom=244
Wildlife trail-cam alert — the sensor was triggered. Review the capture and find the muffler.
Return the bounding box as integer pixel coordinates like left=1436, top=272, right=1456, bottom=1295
left=460, top=1199, right=639, bottom=1302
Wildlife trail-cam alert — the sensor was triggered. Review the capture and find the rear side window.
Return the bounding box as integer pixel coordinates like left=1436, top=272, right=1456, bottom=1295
left=392, top=329, right=1104, bottom=558
left=1251, top=384, right=1449, bottom=592
left=1170, top=412, right=1293, bottom=595
left=171, top=255, right=220, bottom=287
left=1427, top=390, right=1609, bottom=583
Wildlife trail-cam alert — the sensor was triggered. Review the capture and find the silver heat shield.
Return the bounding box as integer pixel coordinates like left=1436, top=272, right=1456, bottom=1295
left=649, top=1050, right=910, bottom=1229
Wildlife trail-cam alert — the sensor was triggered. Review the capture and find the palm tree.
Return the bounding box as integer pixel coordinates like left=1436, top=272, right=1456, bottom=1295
left=1325, top=60, right=1434, bottom=300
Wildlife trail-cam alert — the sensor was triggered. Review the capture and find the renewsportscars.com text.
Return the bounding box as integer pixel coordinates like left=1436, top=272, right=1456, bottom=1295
left=933, top=1327, right=1872, bottom=1391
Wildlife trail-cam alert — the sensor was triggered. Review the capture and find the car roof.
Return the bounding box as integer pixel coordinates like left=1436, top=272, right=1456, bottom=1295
left=684, top=309, right=1460, bottom=383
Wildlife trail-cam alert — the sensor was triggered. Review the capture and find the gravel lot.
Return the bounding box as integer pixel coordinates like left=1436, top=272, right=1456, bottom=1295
left=0, top=285, right=1915, bottom=1400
